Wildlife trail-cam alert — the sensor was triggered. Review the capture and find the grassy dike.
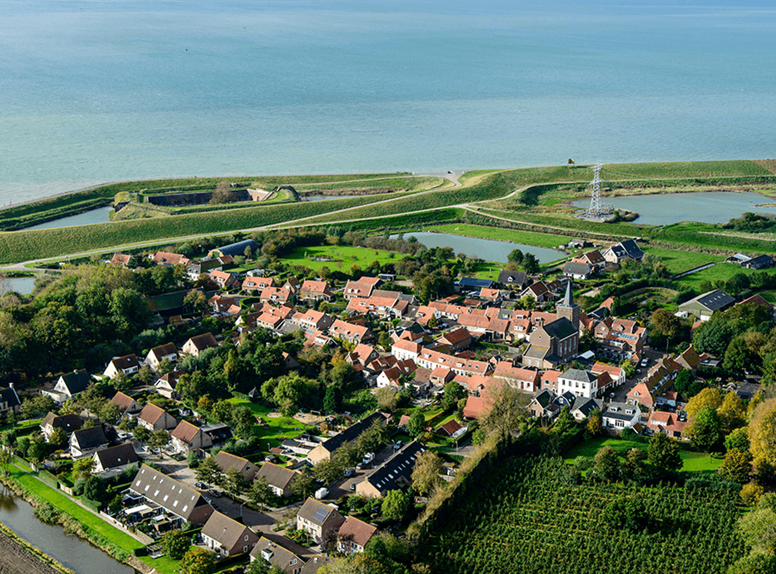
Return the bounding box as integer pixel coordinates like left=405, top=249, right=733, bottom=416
left=0, top=461, right=156, bottom=573
left=1, top=160, right=773, bottom=265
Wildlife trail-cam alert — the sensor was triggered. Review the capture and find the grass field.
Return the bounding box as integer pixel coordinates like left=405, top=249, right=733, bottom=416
left=227, top=394, right=313, bottom=449
left=675, top=262, right=757, bottom=289
left=565, top=436, right=724, bottom=474
left=641, top=246, right=724, bottom=275
left=283, top=245, right=401, bottom=272
left=426, top=223, right=568, bottom=249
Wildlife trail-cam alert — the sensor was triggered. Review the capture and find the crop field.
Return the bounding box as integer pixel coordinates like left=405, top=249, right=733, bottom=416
left=283, top=245, right=400, bottom=271
left=425, top=223, right=568, bottom=249
left=423, top=454, right=743, bottom=574
left=640, top=246, right=724, bottom=275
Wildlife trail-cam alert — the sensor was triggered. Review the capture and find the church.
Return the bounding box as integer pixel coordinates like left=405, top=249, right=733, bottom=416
left=521, top=282, right=580, bottom=369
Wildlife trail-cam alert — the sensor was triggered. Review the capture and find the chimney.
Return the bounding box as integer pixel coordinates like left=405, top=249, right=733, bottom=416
left=8, top=383, right=13, bottom=389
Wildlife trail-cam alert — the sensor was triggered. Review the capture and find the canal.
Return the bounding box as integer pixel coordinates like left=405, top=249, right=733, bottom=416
left=0, top=487, right=134, bottom=574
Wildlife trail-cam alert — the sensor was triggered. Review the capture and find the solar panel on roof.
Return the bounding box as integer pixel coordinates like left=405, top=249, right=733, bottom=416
left=313, top=507, right=330, bottom=523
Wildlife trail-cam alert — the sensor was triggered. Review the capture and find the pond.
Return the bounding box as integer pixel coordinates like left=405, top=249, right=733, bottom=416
left=0, top=277, right=36, bottom=296
left=0, top=487, right=135, bottom=574
left=572, top=191, right=776, bottom=226
left=23, top=206, right=114, bottom=230
left=302, top=195, right=353, bottom=201
left=394, top=232, right=567, bottom=264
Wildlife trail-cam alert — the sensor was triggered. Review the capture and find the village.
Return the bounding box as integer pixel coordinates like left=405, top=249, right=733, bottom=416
left=0, top=229, right=772, bottom=574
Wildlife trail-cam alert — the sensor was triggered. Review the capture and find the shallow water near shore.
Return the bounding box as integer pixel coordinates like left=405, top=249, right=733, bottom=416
left=0, top=489, right=134, bottom=574
left=2, top=1, right=776, bottom=205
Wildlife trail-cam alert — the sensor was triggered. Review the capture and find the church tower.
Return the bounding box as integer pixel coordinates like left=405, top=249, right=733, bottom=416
left=557, top=281, right=580, bottom=330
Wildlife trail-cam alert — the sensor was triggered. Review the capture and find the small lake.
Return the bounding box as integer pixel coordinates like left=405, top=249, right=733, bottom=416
left=0, top=487, right=134, bottom=574
left=0, top=277, right=36, bottom=296
left=302, top=195, right=353, bottom=202
left=24, top=206, right=113, bottom=230
left=394, top=232, right=567, bottom=264
left=572, top=191, right=776, bottom=226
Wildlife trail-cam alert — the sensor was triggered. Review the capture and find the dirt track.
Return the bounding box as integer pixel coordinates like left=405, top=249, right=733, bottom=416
left=0, top=529, right=65, bottom=574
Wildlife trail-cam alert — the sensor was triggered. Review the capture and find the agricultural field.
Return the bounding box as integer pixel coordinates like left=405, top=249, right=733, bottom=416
left=426, top=223, right=568, bottom=249
left=283, top=245, right=401, bottom=272
left=641, top=246, right=723, bottom=275
left=564, top=437, right=724, bottom=475
left=423, top=454, right=744, bottom=574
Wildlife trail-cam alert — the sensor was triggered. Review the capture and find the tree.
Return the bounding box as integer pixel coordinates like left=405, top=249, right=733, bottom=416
left=749, top=399, right=776, bottom=468
left=150, top=430, right=171, bottom=452
left=179, top=546, right=216, bottom=574
left=685, top=387, right=722, bottom=419
left=647, top=432, right=683, bottom=473
left=184, top=289, right=208, bottom=314
left=19, top=395, right=54, bottom=420
left=161, top=529, right=191, bottom=560
left=523, top=253, right=539, bottom=274
left=591, top=446, right=620, bottom=481
left=411, top=451, right=443, bottom=496
left=507, top=249, right=524, bottom=265
left=720, top=449, right=753, bottom=483
left=83, top=475, right=107, bottom=503
left=737, top=507, right=776, bottom=554
left=603, top=496, right=648, bottom=532
left=407, top=410, right=426, bottom=437
left=133, top=425, right=152, bottom=445
left=481, top=384, right=531, bottom=440
left=719, top=391, right=746, bottom=433
left=441, top=381, right=467, bottom=411
left=73, top=457, right=95, bottom=481
left=650, top=309, right=682, bottom=347
left=249, top=477, right=274, bottom=511
left=195, top=456, right=222, bottom=486
left=687, top=405, right=722, bottom=452
left=354, top=420, right=388, bottom=457
left=622, top=448, right=649, bottom=481
left=323, top=385, right=342, bottom=414
left=726, top=427, right=751, bottom=453
left=291, top=469, right=316, bottom=499
left=49, top=427, right=68, bottom=447
left=231, top=406, right=255, bottom=438
left=381, top=490, right=410, bottom=522
left=375, top=388, right=399, bottom=412
left=585, top=410, right=603, bottom=436
left=223, top=467, right=247, bottom=497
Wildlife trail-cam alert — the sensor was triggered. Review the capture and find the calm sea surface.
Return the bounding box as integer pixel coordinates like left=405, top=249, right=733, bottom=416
left=1, top=0, right=775, bottom=206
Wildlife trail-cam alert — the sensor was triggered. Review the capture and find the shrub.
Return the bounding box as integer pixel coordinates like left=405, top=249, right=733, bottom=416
left=741, top=483, right=765, bottom=506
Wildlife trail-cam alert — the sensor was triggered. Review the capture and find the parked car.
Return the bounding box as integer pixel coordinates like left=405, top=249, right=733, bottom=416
left=394, top=441, right=403, bottom=450
left=195, top=482, right=208, bottom=489
left=640, top=358, right=649, bottom=368
left=344, top=468, right=355, bottom=478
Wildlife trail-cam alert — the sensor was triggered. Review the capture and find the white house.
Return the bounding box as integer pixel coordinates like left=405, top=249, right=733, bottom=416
left=557, top=369, right=599, bottom=399
left=103, top=354, right=140, bottom=379
left=601, top=402, right=641, bottom=430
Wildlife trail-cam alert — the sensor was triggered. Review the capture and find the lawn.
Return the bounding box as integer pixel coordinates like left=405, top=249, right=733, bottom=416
left=565, top=436, right=724, bottom=474
left=641, top=246, right=724, bottom=275
left=426, top=223, right=568, bottom=249
left=676, top=262, right=757, bottom=289
left=227, top=394, right=313, bottom=449
left=283, top=245, right=400, bottom=272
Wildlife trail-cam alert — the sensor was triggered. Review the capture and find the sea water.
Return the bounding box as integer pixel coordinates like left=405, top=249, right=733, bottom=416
left=1, top=0, right=775, bottom=206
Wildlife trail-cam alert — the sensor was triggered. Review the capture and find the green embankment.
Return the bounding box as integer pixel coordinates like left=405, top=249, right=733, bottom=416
left=2, top=160, right=772, bottom=263
left=0, top=193, right=406, bottom=264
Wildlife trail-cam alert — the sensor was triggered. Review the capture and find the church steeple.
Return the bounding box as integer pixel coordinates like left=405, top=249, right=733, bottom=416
left=557, top=280, right=580, bottom=330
